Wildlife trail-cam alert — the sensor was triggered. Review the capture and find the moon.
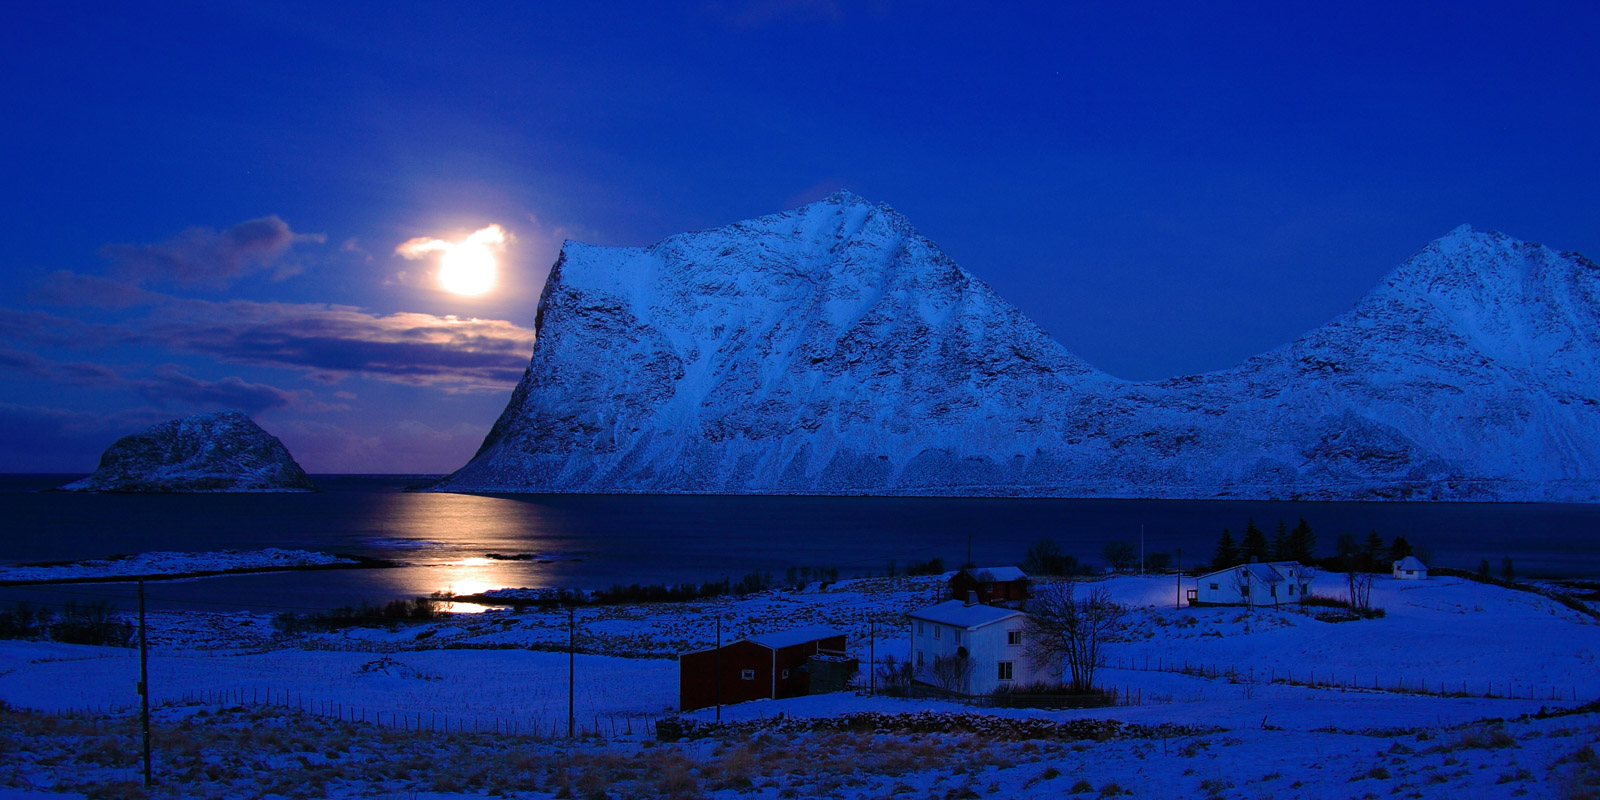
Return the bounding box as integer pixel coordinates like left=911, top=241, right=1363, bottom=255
left=438, top=241, right=496, bottom=295
left=394, top=224, right=510, bottom=297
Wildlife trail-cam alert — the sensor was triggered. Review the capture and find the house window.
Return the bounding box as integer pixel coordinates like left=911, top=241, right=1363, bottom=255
left=917, top=621, right=924, bottom=635
left=1209, top=583, right=1218, bottom=590
left=934, top=626, right=941, bottom=640
left=998, top=661, right=1014, bottom=681
left=781, top=669, right=790, bottom=679
left=740, top=669, right=755, bottom=680
left=1240, top=585, right=1250, bottom=596
left=1007, top=630, right=1022, bottom=645
left=1288, top=586, right=1295, bottom=596
left=953, top=629, right=962, bottom=644
left=916, top=650, right=924, bottom=667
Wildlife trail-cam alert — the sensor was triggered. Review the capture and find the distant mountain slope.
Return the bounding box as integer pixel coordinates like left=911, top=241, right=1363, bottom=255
left=61, top=410, right=316, bottom=493
left=433, top=192, right=1600, bottom=501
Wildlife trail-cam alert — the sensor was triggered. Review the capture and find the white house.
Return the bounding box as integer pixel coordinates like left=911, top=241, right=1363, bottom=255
left=1392, top=555, right=1428, bottom=580
left=908, top=599, right=1043, bottom=695
left=1194, top=561, right=1314, bottom=606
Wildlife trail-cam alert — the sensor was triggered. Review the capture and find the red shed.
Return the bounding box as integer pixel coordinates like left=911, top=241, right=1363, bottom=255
left=949, top=566, right=1030, bottom=605
left=678, top=626, right=849, bottom=712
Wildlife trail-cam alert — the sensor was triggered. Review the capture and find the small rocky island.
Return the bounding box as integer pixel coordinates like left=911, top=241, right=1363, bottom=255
left=60, top=410, right=317, bottom=493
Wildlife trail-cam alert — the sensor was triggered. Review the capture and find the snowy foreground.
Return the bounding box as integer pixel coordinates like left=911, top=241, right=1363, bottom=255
left=2, top=573, right=1599, bottom=798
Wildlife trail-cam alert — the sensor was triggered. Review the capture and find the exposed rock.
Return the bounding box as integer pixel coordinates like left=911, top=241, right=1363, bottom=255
left=433, top=192, right=1600, bottom=501
left=61, top=411, right=316, bottom=493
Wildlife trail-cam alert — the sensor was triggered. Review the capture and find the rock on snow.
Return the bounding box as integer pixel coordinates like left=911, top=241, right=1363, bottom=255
left=60, top=410, right=316, bottom=493
left=435, top=192, right=1600, bottom=501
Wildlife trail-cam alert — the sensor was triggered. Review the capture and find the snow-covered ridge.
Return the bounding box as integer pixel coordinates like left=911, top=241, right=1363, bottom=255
left=0, top=548, right=356, bottom=583
left=60, top=410, right=316, bottom=493
left=435, top=192, right=1600, bottom=501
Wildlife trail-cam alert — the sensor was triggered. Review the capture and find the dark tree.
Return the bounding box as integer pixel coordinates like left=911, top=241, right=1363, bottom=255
left=1145, top=552, right=1173, bottom=572
left=1288, top=518, right=1317, bottom=563
left=1361, top=531, right=1386, bottom=572
left=1240, top=520, right=1270, bottom=563
left=1388, top=536, right=1414, bottom=563
left=1022, top=539, right=1077, bottom=576
left=1478, top=559, right=1491, bottom=580
left=1271, top=520, right=1289, bottom=561
left=1335, top=533, right=1360, bottom=560
left=1102, top=541, right=1138, bottom=573
left=1501, top=557, right=1516, bottom=582
left=1213, top=529, right=1239, bottom=569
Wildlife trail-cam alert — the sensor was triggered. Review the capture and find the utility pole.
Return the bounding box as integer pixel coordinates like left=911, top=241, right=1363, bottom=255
left=137, top=581, right=151, bottom=788
left=714, top=615, right=722, bottom=723
left=1176, top=548, right=1183, bottom=610
left=869, top=621, right=876, bottom=696
left=567, top=607, right=575, bottom=739
left=967, top=534, right=972, bottom=568
left=1140, top=524, right=1145, bottom=575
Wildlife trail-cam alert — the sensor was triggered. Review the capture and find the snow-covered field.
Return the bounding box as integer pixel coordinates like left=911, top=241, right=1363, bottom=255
left=3, top=571, right=1599, bottom=798
left=0, top=549, right=357, bottom=584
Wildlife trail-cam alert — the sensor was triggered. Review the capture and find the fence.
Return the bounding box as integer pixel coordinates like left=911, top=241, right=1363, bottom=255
left=1102, top=654, right=1586, bottom=702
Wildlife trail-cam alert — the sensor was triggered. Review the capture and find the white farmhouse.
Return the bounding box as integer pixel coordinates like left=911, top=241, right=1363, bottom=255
left=908, top=599, right=1042, bottom=696
left=1194, top=561, right=1314, bottom=607
left=1392, top=555, right=1428, bottom=580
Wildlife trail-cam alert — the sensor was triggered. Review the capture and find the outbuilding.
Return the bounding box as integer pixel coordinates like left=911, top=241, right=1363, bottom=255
left=949, top=566, right=1030, bottom=606
left=1393, top=555, right=1429, bottom=580
left=909, top=599, right=1042, bottom=696
left=677, top=626, right=853, bottom=712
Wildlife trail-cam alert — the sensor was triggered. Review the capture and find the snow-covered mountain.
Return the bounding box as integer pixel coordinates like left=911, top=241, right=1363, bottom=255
left=433, top=192, right=1600, bottom=501
left=61, top=410, right=317, bottom=493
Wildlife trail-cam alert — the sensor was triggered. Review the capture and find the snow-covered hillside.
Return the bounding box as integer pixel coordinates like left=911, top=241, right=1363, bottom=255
left=60, top=410, right=316, bottom=493
left=434, top=192, right=1600, bottom=501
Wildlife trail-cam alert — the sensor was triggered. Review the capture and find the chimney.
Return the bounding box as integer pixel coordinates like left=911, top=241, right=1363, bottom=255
left=966, top=590, right=978, bottom=606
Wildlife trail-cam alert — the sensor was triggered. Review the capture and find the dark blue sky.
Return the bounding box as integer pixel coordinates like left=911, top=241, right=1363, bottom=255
left=2, top=1, right=1596, bottom=472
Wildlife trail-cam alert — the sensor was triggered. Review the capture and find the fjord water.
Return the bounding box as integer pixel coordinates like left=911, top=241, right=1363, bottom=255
left=2, top=475, right=1598, bottom=613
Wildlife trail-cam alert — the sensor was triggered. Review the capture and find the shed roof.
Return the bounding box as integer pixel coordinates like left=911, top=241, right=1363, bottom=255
left=1394, top=555, right=1428, bottom=571
left=744, top=626, right=846, bottom=650
left=958, top=566, right=1028, bottom=582
left=909, top=599, right=1024, bottom=629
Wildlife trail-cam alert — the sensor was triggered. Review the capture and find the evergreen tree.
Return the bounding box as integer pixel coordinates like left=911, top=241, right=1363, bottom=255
left=1334, top=533, right=1359, bottom=559
left=1388, top=536, right=1414, bottom=563
left=1501, top=557, right=1516, bottom=582
left=1241, top=519, right=1270, bottom=563
left=1361, top=531, right=1385, bottom=572
left=1213, top=528, right=1238, bottom=569
left=1289, top=518, right=1316, bottom=562
left=1477, top=559, right=1491, bottom=580
left=1271, top=520, right=1289, bottom=561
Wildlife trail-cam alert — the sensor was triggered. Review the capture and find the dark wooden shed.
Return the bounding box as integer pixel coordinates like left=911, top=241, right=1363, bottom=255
left=678, top=626, right=852, bottom=712
left=949, top=566, right=1030, bottom=605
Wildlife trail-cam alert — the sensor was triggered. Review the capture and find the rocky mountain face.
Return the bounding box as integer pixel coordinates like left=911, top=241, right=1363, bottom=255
left=61, top=411, right=316, bottom=493
left=433, top=192, right=1600, bottom=501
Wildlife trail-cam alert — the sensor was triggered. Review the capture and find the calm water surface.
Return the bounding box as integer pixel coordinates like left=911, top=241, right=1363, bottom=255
left=1, top=475, right=1597, bottom=613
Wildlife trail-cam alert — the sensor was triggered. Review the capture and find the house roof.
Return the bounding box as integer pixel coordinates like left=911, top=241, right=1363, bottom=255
left=1394, top=555, right=1428, bottom=571
left=744, top=626, right=846, bottom=650
left=909, top=599, right=1024, bottom=629
left=1197, top=561, right=1305, bottom=583
left=957, top=566, right=1028, bottom=582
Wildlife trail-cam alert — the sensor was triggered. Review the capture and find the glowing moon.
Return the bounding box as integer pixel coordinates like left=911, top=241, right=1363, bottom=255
left=394, top=224, right=510, bottom=297
left=439, top=241, right=496, bottom=295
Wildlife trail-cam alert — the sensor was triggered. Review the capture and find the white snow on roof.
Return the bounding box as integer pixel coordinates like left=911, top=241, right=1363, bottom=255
left=960, top=566, right=1027, bottom=582
left=1395, top=555, right=1428, bottom=570
left=1197, top=562, right=1305, bottom=583
left=908, top=599, right=1024, bottom=629
left=744, top=626, right=846, bottom=650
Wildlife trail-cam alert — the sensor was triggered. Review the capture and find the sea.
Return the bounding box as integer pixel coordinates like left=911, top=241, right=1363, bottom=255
left=2, top=474, right=1598, bottom=614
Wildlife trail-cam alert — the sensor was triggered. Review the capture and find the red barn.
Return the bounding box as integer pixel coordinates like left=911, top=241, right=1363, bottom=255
left=678, top=626, right=850, bottom=712
left=949, top=566, right=1030, bottom=605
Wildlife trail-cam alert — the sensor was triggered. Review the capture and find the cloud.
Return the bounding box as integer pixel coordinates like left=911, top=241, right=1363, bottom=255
left=0, top=403, right=172, bottom=472
left=0, top=300, right=538, bottom=392
left=101, top=215, right=325, bottom=288
left=28, top=271, right=164, bottom=308
left=0, top=347, right=346, bottom=415
left=273, top=417, right=489, bottom=474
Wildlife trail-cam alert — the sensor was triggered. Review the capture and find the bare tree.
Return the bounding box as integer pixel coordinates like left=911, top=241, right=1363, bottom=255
left=1229, top=567, right=1254, bottom=611
left=1025, top=581, right=1124, bottom=693
left=1346, top=570, right=1374, bottom=613
left=1102, top=541, right=1138, bottom=573
left=930, top=653, right=973, bottom=694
